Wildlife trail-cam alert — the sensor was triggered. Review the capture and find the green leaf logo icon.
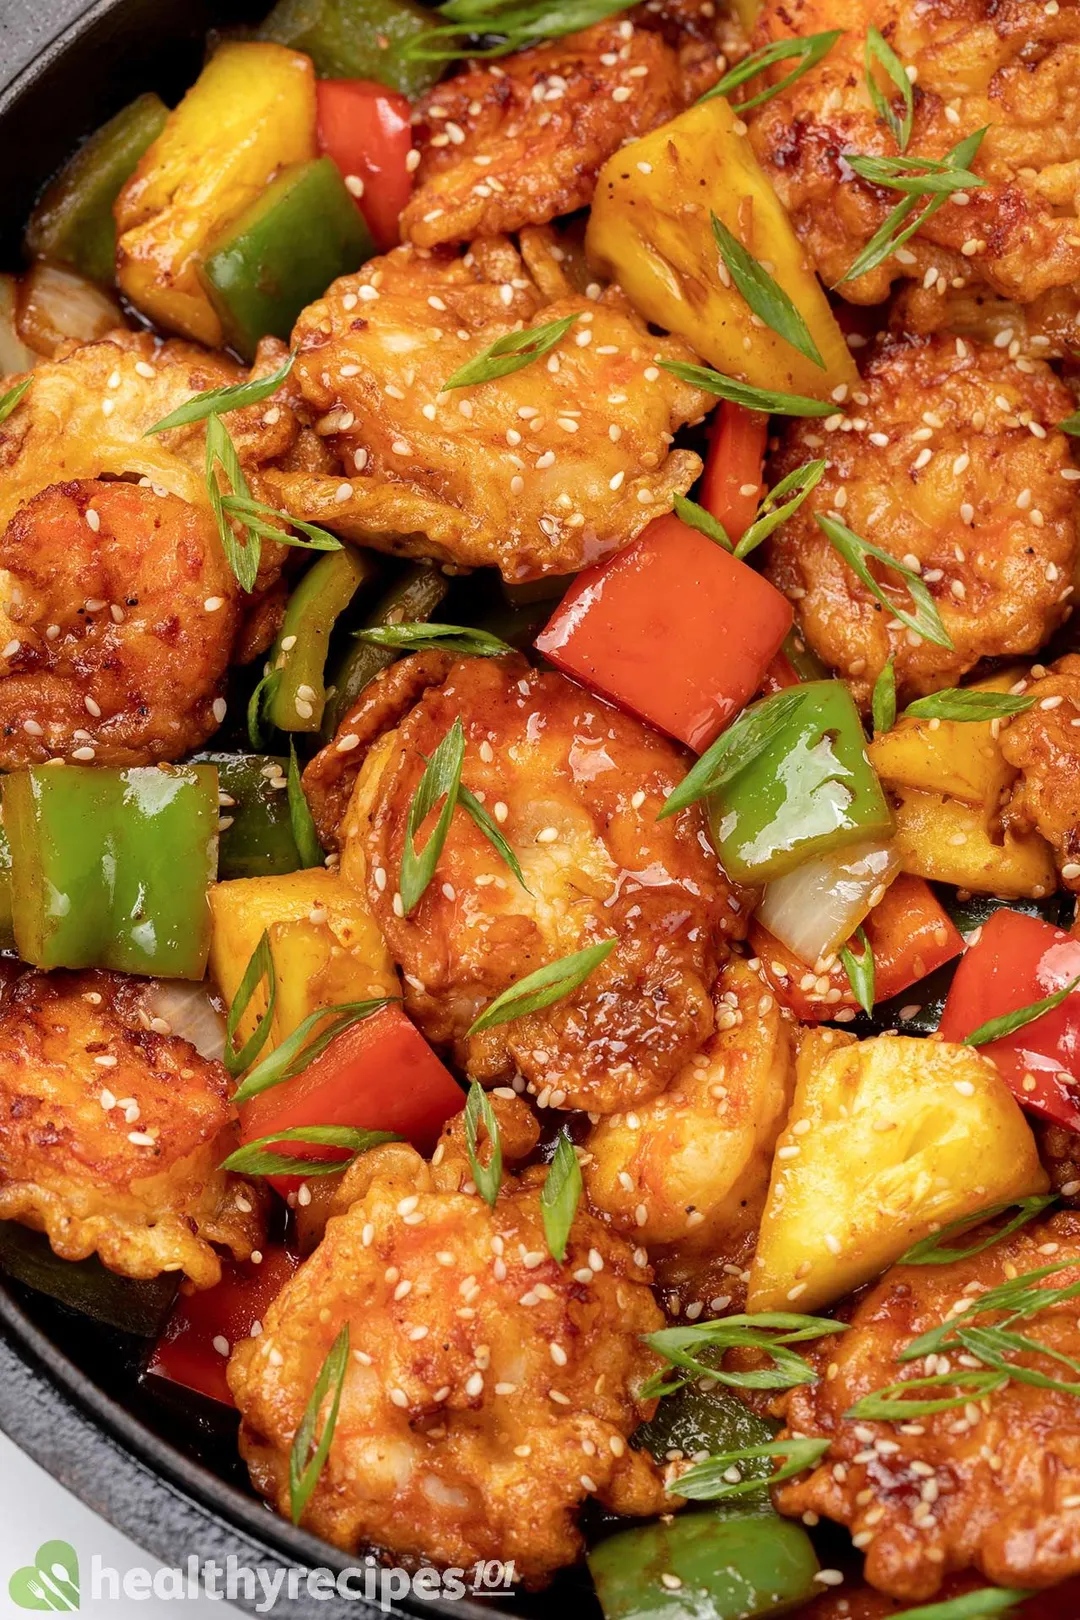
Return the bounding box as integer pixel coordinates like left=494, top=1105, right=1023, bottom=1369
left=9, top=1541, right=80, bottom=1610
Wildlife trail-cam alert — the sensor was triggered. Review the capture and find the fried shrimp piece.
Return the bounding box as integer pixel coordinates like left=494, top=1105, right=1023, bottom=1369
left=0, top=333, right=303, bottom=763
left=304, top=650, right=454, bottom=849
left=584, top=958, right=793, bottom=1255
left=890, top=280, right=1080, bottom=363
left=0, top=330, right=298, bottom=534
left=0, top=480, right=237, bottom=767
left=747, top=0, right=1080, bottom=307
left=1000, top=655, right=1080, bottom=890
left=319, top=653, right=744, bottom=1114
left=632, top=0, right=748, bottom=101
left=401, top=21, right=693, bottom=251
left=265, top=235, right=709, bottom=581
left=773, top=1212, right=1080, bottom=1602
left=765, top=334, right=1079, bottom=705
left=0, top=971, right=262, bottom=1288
left=228, top=1098, right=668, bottom=1584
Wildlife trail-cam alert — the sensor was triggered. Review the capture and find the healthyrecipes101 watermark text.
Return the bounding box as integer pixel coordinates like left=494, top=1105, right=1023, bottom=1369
left=9, top=1539, right=516, bottom=1612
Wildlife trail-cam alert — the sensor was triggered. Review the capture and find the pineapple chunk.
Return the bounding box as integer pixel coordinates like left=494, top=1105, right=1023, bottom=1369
left=748, top=1029, right=1048, bottom=1314
left=584, top=96, right=856, bottom=400
left=115, top=42, right=316, bottom=345
left=208, top=869, right=398, bottom=1050
left=890, top=786, right=1056, bottom=898
left=868, top=671, right=1022, bottom=817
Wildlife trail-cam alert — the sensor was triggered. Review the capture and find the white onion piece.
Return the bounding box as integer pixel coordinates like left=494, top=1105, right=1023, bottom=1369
left=0, top=274, right=35, bottom=375
left=141, top=979, right=227, bottom=1062
left=756, top=838, right=901, bottom=968
left=16, top=262, right=123, bottom=358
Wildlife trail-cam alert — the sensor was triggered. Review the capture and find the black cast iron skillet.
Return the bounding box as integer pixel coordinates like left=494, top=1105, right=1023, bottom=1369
left=0, top=10, right=597, bottom=1614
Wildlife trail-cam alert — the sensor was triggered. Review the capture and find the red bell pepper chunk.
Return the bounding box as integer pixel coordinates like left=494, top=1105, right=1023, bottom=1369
left=938, top=908, right=1080, bottom=1131
left=146, top=1246, right=300, bottom=1407
left=759, top=650, right=801, bottom=695
left=534, top=513, right=792, bottom=753
left=698, top=402, right=768, bottom=542
left=752, top=873, right=965, bottom=1021
left=316, top=79, right=414, bottom=253
left=240, top=1003, right=464, bottom=1186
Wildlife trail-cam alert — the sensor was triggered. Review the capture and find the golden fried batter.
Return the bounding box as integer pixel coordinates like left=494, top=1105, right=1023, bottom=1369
left=0, top=480, right=237, bottom=767
left=266, top=235, right=709, bottom=581
left=326, top=653, right=744, bottom=1114
left=765, top=334, right=1079, bottom=705
left=775, top=1212, right=1080, bottom=1602
left=0, top=971, right=261, bottom=1288
left=632, top=0, right=747, bottom=101
left=1001, top=655, right=1080, bottom=890
left=0, top=333, right=304, bottom=762
left=890, top=280, right=1080, bottom=363
left=228, top=1100, right=668, bottom=1584
left=584, top=958, right=792, bottom=1252
left=304, top=649, right=453, bottom=849
left=0, top=330, right=298, bottom=535
left=747, top=0, right=1080, bottom=307
left=401, top=21, right=694, bottom=251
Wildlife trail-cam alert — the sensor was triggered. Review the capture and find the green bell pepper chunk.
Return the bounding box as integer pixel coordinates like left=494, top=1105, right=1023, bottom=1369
left=0, top=1220, right=177, bottom=1336
left=260, top=0, right=443, bottom=98
left=193, top=753, right=301, bottom=879
left=4, top=764, right=218, bottom=980
left=780, top=628, right=828, bottom=684
left=0, top=815, right=14, bottom=953
left=265, top=546, right=375, bottom=734
left=321, top=562, right=449, bottom=741
left=588, top=1509, right=821, bottom=1620
left=200, top=158, right=375, bottom=362
left=707, top=679, right=892, bottom=883
left=635, top=1384, right=777, bottom=1474
left=24, top=93, right=168, bottom=284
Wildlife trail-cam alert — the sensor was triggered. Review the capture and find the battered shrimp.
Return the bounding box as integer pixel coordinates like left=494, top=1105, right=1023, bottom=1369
left=0, top=970, right=262, bottom=1287
left=747, top=0, right=1080, bottom=308
left=765, top=334, right=1078, bottom=704
left=401, top=20, right=694, bottom=250
left=314, top=653, right=745, bottom=1114
left=265, top=234, right=709, bottom=581
left=0, top=479, right=238, bottom=767
left=228, top=1100, right=668, bottom=1584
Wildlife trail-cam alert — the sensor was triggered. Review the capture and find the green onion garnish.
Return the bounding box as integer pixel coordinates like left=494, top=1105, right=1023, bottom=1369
left=146, top=351, right=295, bottom=434
left=289, top=1323, right=350, bottom=1524
left=467, top=938, right=617, bottom=1035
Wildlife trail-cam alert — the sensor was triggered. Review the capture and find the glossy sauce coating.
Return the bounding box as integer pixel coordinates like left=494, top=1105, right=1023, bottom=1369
left=776, top=1213, right=1080, bottom=1601
left=338, top=654, right=746, bottom=1112
left=766, top=334, right=1078, bottom=703
left=401, top=20, right=698, bottom=250
left=229, top=1100, right=668, bottom=1584
left=265, top=232, right=710, bottom=580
